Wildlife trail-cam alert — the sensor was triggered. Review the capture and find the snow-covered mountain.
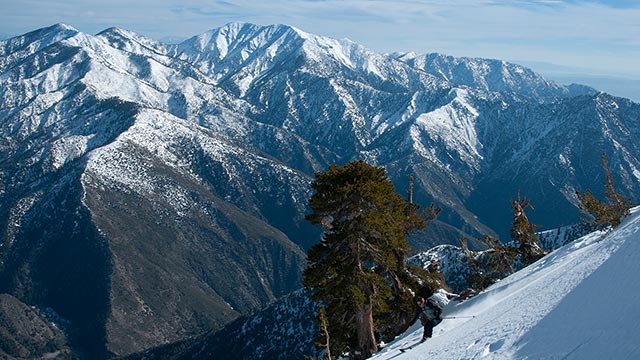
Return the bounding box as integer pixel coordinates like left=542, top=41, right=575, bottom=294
left=373, top=207, right=640, bottom=359
left=393, top=52, right=595, bottom=102
left=1, top=22, right=640, bottom=357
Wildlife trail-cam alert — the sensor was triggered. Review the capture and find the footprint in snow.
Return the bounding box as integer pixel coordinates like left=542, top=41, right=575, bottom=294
left=479, top=339, right=505, bottom=357
left=489, top=339, right=505, bottom=352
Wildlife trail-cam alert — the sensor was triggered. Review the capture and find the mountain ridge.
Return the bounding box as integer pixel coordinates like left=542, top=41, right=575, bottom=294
left=392, top=51, right=596, bottom=101
left=1, top=22, right=639, bottom=357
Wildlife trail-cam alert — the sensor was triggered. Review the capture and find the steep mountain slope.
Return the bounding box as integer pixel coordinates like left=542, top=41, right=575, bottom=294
left=469, top=93, right=640, bottom=237
left=82, top=109, right=308, bottom=354
left=1, top=22, right=640, bottom=357
left=374, top=207, right=640, bottom=359
left=0, top=24, right=312, bottom=356
left=0, top=294, right=75, bottom=359
left=129, top=290, right=318, bottom=360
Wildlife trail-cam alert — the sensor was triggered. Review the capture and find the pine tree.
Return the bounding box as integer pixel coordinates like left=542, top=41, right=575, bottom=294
left=576, top=154, right=632, bottom=228
left=376, top=198, right=441, bottom=341
left=510, top=193, right=546, bottom=266
left=459, top=237, right=493, bottom=296
left=576, top=189, right=609, bottom=227
left=460, top=235, right=517, bottom=298
left=303, top=161, right=432, bottom=359
left=316, top=305, right=332, bottom=360
left=483, top=235, right=517, bottom=279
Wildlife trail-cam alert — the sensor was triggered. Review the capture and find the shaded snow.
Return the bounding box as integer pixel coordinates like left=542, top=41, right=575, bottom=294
left=373, top=207, right=640, bottom=359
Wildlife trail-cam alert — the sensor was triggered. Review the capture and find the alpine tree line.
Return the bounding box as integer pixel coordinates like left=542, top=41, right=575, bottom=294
left=303, top=156, right=632, bottom=359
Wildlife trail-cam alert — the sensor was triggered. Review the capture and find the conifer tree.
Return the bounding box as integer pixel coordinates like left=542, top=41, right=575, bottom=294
left=483, top=235, right=517, bottom=279
left=576, top=153, right=632, bottom=228
left=316, top=305, right=331, bottom=360
left=376, top=197, right=441, bottom=341
left=510, top=193, right=546, bottom=266
left=459, top=237, right=493, bottom=296
left=303, top=161, right=431, bottom=359
left=460, top=236, right=517, bottom=297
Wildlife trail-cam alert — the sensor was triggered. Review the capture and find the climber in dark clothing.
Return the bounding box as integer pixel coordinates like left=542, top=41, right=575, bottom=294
left=412, top=296, right=442, bottom=342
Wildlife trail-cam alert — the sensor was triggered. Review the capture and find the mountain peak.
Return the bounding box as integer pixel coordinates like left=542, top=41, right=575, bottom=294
left=97, top=26, right=135, bottom=37
left=216, top=21, right=307, bottom=36
left=0, top=23, right=80, bottom=72
left=393, top=51, right=596, bottom=101
left=13, top=22, right=79, bottom=42
left=49, top=23, right=78, bottom=32
left=215, top=21, right=261, bottom=38
left=187, top=22, right=304, bottom=54
left=96, top=26, right=168, bottom=54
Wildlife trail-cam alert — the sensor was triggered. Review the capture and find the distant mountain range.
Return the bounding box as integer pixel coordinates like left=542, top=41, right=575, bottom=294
left=515, top=60, right=640, bottom=103
left=1, top=22, right=639, bottom=357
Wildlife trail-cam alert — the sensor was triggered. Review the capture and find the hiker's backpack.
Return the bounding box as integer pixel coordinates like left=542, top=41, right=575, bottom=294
left=420, top=298, right=442, bottom=325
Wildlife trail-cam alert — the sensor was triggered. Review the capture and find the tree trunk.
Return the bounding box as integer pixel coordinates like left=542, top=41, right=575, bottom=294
left=355, top=301, right=377, bottom=359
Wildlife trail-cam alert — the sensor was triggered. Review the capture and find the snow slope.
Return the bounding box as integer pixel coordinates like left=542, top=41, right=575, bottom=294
left=374, top=207, right=640, bottom=359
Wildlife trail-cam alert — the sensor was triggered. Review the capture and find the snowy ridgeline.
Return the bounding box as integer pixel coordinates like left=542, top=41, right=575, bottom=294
left=2, top=22, right=640, bottom=358
left=409, top=244, right=472, bottom=293
left=373, top=207, right=640, bottom=359
left=537, top=223, right=596, bottom=250
left=409, top=222, right=596, bottom=293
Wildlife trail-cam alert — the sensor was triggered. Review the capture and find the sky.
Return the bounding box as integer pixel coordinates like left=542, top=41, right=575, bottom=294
left=372, top=206, right=640, bottom=359
left=1, top=0, right=639, bottom=81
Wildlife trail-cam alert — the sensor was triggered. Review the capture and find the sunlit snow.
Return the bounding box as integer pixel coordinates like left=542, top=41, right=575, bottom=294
left=372, top=207, right=640, bottom=359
